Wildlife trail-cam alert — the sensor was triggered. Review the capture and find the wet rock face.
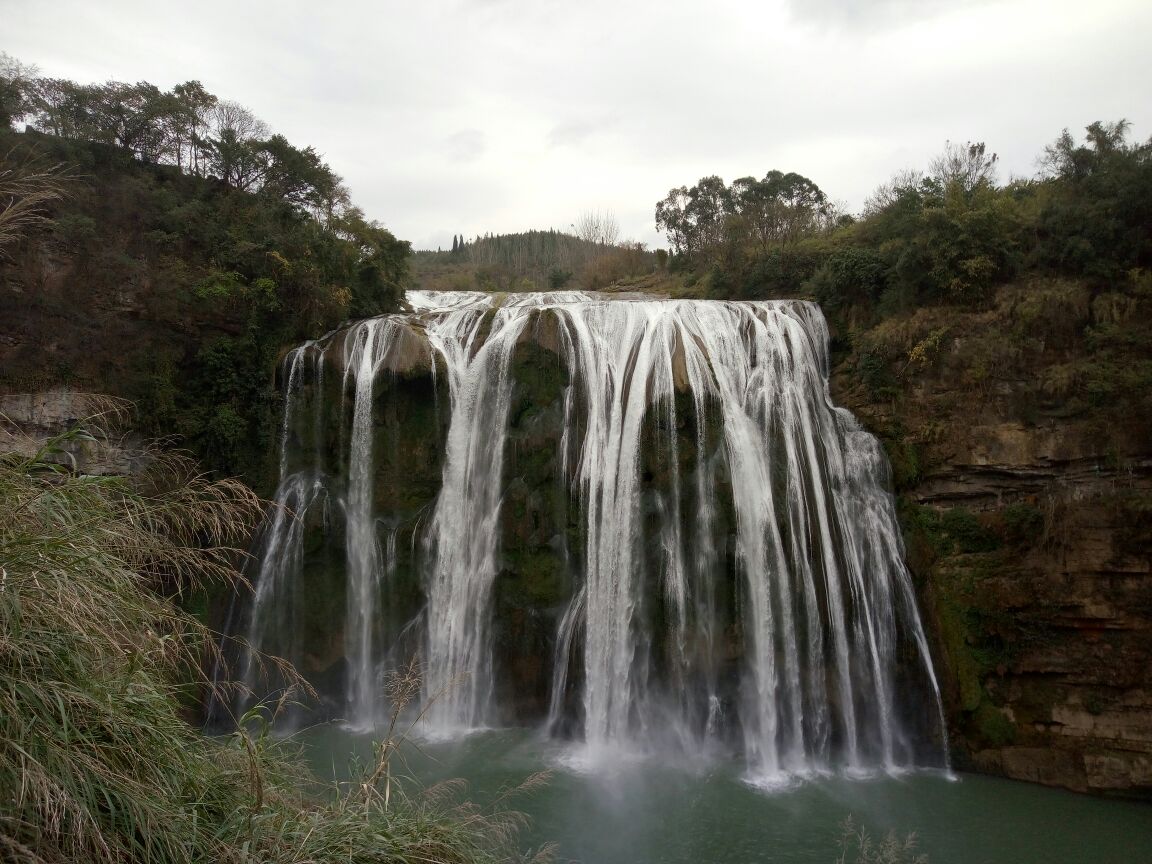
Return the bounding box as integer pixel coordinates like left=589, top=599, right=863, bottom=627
left=493, top=338, right=573, bottom=721
left=833, top=351, right=1152, bottom=799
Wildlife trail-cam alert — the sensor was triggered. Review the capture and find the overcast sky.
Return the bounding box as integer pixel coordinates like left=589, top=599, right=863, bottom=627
left=5, top=0, right=1150, bottom=250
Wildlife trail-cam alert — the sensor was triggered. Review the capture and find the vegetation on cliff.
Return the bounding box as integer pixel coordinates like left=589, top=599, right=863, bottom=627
left=657, top=124, right=1150, bottom=309
left=0, top=58, right=409, bottom=488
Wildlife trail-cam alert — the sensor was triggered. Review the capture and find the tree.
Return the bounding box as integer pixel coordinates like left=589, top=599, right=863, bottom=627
left=26, top=77, right=104, bottom=140
left=96, top=80, right=168, bottom=159
left=730, top=170, right=830, bottom=247
left=573, top=209, right=620, bottom=246
left=1034, top=119, right=1152, bottom=280
left=167, top=80, right=218, bottom=173
left=655, top=176, right=730, bottom=258
left=259, top=134, right=347, bottom=219
left=684, top=175, right=729, bottom=254
left=208, top=101, right=269, bottom=190
left=0, top=53, right=37, bottom=128
left=331, top=207, right=410, bottom=315
left=1041, top=119, right=1133, bottom=180
left=928, top=140, right=998, bottom=194
left=863, top=169, right=925, bottom=216
left=657, top=171, right=829, bottom=261
left=655, top=185, right=691, bottom=255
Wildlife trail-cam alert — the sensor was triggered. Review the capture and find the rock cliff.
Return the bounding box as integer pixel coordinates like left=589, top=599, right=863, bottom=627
left=830, top=279, right=1152, bottom=798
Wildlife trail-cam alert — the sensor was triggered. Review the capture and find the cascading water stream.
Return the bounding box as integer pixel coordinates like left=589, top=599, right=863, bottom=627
left=239, top=290, right=948, bottom=779
left=237, top=339, right=332, bottom=721
left=341, top=319, right=390, bottom=729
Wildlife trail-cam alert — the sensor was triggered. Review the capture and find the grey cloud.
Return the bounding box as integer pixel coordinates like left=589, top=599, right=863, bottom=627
left=442, top=129, right=487, bottom=163
left=786, top=0, right=996, bottom=30
left=5, top=0, right=1150, bottom=249
left=547, top=117, right=617, bottom=148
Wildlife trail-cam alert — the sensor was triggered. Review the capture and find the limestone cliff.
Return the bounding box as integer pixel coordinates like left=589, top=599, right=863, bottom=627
left=830, top=278, right=1152, bottom=797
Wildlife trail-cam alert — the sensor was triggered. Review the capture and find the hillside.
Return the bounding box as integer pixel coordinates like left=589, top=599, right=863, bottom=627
left=0, top=126, right=407, bottom=489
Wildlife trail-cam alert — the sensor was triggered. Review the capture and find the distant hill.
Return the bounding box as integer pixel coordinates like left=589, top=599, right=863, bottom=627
left=413, top=229, right=662, bottom=293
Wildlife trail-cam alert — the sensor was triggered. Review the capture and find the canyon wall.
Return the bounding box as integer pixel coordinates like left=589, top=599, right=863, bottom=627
left=830, top=281, right=1152, bottom=797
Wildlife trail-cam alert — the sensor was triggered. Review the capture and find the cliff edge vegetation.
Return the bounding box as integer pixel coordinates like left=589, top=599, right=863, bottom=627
left=0, top=58, right=409, bottom=489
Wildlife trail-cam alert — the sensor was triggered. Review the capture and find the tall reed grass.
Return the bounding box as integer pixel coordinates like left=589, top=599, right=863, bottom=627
left=0, top=409, right=550, bottom=863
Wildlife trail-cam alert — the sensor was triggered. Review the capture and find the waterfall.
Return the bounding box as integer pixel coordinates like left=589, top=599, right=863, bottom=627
left=418, top=294, right=526, bottom=730
left=240, top=290, right=947, bottom=778
left=238, top=339, right=333, bottom=723
left=342, top=319, right=389, bottom=729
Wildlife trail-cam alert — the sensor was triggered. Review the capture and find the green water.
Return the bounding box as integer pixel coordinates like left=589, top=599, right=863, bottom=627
left=299, top=726, right=1151, bottom=864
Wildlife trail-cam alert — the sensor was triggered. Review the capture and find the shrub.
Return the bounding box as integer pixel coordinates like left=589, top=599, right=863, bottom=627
left=999, top=503, right=1044, bottom=547
left=939, top=508, right=1000, bottom=554
left=809, top=246, right=887, bottom=308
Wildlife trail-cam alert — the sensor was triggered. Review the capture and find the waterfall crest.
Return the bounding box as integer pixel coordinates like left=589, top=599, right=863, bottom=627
left=239, top=290, right=947, bottom=779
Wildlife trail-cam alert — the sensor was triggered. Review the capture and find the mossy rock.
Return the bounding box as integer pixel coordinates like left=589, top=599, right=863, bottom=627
left=969, top=698, right=1017, bottom=748
left=507, top=338, right=569, bottom=431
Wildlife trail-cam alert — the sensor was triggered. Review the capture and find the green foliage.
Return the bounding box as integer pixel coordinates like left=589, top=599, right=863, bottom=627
left=548, top=266, right=572, bottom=288
left=916, top=182, right=1022, bottom=305
left=971, top=699, right=1017, bottom=748
left=856, top=177, right=1025, bottom=311
left=856, top=351, right=898, bottom=401
left=998, top=503, right=1045, bottom=547
left=937, top=601, right=986, bottom=713
left=931, top=508, right=1000, bottom=555
left=938, top=509, right=993, bottom=553
left=0, top=123, right=408, bottom=489
left=809, top=246, right=887, bottom=308
left=656, top=170, right=833, bottom=267
left=0, top=63, right=358, bottom=223
left=1033, top=121, right=1152, bottom=284
left=689, top=121, right=1150, bottom=315
left=885, top=438, right=921, bottom=491
left=709, top=237, right=830, bottom=300
left=51, top=212, right=97, bottom=249
left=194, top=269, right=246, bottom=300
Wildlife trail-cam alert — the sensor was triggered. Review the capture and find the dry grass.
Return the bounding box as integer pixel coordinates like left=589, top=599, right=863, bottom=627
left=0, top=148, right=71, bottom=256
left=0, top=408, right=550, bottom=863
left=836, top=815, right=928, bottom=864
